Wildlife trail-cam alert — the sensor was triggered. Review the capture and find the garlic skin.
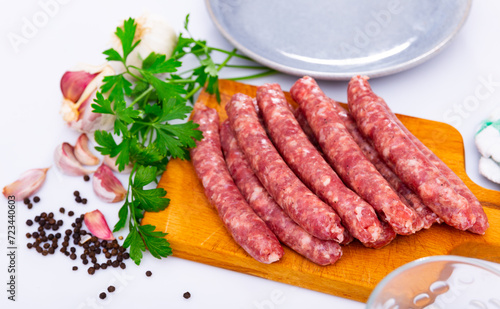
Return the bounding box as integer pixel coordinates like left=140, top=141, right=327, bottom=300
left=60, top=63, right=116, bottom=133
left=103, top=155, right=133, bottom=174
left=74, top=133, right=99, bottom=166
left=479, top=156, right=500, bottom=184
left=93, top=164, right=127, bottom=203
left=84, top=210, right=115, bottom=241
left=2, top=168, right=49, bottom=201
left=54, top=143, right=95, bottom=176
left=111, top=13, right=178, bottom=72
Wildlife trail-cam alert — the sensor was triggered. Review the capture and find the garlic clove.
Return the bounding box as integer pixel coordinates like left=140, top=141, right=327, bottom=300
left=2, top=167, right=49, bottom=201
left=93, top=164, right=127, bottom=203
left=60, top=70, right=99, bottom=103
left=54, top=142, right=95, bottom=176
left=60, top=64, right=116, bottom=133
left=74, top=133, right=99, bottom=166
left=84, top=210, right=115, bottom=240
left=103, top=155, right=133, bottom=174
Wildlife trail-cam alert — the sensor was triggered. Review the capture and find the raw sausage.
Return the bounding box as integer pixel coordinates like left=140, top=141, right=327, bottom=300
left=351, top=76, right=488, bottom=234
left=347, top=76, right=475, bottom=231
left=291, top=76, right=422, bottom=235
left=225, top=93, right=346, bottom=242
left=296, top=104, right=439, bottom=229
left=327, top=99, right=439, bottom=229
left=220, top=120, right=342, bottom=265
left=190, top=104, right=284, bottom=263
left=256, top=83, right=387, bottom=247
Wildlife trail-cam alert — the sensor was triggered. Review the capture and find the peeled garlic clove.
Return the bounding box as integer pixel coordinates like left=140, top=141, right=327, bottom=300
left=103, top=155, right=133, bottom=174
left=93, top=164, right=127, bottom=203
left=74, top=133, right=99, bottom=166
left=2, top=167, right=49, bottom=201
left=84, top=210, right=115, bottom=240
left=54, top=143, right=95, bottom=176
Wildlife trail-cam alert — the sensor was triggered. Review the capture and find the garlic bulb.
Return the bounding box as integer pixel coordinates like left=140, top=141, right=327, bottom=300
left=111, top=13, right=178, bottom=72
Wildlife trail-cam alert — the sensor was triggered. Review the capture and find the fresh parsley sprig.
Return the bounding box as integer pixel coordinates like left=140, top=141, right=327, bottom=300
left=92, top=15, right=275, bottom=265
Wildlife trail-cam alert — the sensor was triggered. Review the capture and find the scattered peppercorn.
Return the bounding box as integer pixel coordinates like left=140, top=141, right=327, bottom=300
left=75, top=196, right=82, bottom=203
left=107, top=286, right=115, bottom=293
left=27, top=203, right=33, bottom=209
left=33, top=196, right=40, bottom=203
left=146, top=271, right=152, bottom=277
left=74, top=191, right=80, bottom=197
left=99, top=292, right=106, bottom=300
left=59, top=207, right=65, bottom=214
left=183, top=292, right=191, bottom=299
left=23, top=198, right=30, bottom=205
left=82, top=198, right=87, bottom=205
left=83, top=175, right=90, bottom=182
left=68, top=211, right=74, bottom=217
left=26, top=210, right=129, bottom=276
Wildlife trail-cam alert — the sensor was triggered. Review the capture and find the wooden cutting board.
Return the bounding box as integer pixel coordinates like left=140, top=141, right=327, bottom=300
left=142, top=79, right=500, bottom=302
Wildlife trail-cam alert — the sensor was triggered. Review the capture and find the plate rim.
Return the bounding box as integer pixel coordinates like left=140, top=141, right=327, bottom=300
left=205, top=0, right=473, bottom=80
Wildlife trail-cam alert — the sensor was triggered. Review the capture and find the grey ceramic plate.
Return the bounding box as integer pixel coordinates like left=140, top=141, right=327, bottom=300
left=206, top=0, right=472, bottom=80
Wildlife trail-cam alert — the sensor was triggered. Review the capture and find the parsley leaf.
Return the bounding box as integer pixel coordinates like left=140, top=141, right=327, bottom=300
left=139, top=225, right=172, bottom=259
left=91, top=15, right=275, bottom=265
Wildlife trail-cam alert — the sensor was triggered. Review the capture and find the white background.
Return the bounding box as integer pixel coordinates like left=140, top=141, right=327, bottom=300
left=0, top=0, right=499, bottom=308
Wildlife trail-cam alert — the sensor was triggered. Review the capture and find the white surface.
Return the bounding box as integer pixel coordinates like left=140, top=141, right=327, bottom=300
left=0, top=1, right=499, bottom=308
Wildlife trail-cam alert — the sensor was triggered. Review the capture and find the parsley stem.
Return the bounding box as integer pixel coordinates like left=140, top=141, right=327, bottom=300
left=131, top=85, right=154, bottom=106
left=185, top=85, right=202, bottom=100
left=208, top=47, right=252, bottom=60
left=217, top=48, right=237, bottom=72
left=221, top=64, right=270, bottom=70
left=149, top=126, right=155, bottom=144
left=166, top=79, right=196, bottom=84
left=226, top=69, right=277, bottom=81
left=126, top=68, right=147, bottom=83
left=177, top=64, right=270, bottom=77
